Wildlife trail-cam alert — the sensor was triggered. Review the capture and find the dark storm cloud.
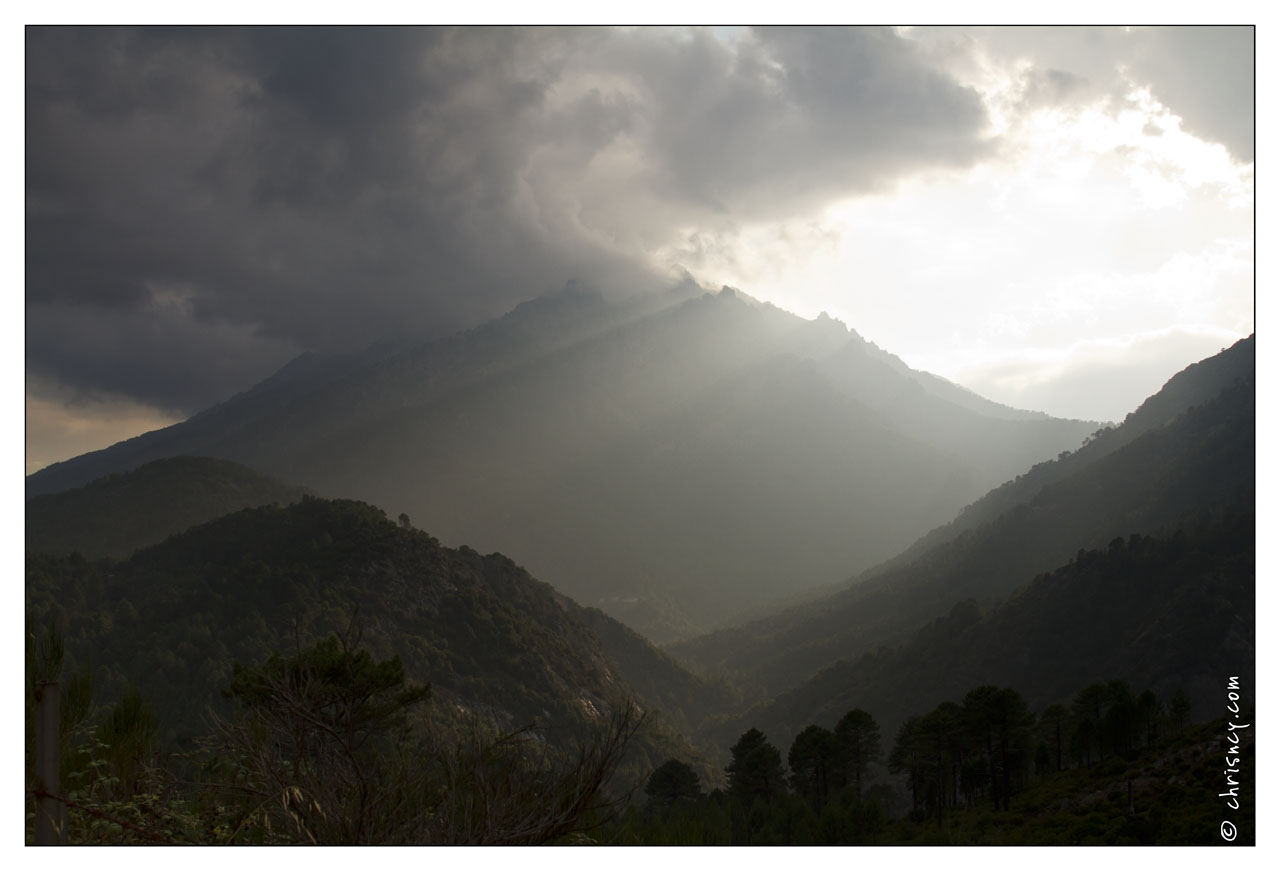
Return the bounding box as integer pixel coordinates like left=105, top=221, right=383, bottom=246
left=921, top=26, right=1254, bottom=164
left=26, top=26, right=991, bottom=414
left=25, top=299, right=295, bottom=415
left=1126, top=26, right=1254, bottom=163
left=552, top=26, right=990, bottom=222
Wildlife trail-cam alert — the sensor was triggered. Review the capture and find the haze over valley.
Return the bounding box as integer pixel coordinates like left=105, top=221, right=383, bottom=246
left=24, top=25, right=1254, bottom=847
left=28, top=283, right=1107, bottom=640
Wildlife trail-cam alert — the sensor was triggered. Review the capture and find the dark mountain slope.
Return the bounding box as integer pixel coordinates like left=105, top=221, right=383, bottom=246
left=671, top=343, right=1254, bottom=696
left=27, top=286, right=1096, bottom=640
left=25, top=456, right=313, bottom=560
left=702, top=513, right=1253, bottom=756
left=24, top=498, right=734, bottom=765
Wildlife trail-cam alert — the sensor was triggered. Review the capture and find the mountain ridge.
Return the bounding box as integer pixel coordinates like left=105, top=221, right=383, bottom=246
left=698, top=510, right=1253, bottom=758
left=27, top=285, right=1100, bottom=640
left=670, top=337, right=1254, bottom=698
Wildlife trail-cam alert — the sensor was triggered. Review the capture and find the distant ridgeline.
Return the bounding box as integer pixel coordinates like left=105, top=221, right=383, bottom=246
left=25, top=285, right=1101, bottom=641
left=25, top=456, right=314, bottom=560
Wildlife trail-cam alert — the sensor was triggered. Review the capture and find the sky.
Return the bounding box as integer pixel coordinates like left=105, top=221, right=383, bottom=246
left=23, top=22, right=1256, bottom=474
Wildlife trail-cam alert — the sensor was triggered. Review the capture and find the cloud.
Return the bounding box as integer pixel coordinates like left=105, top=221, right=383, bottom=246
left=1124, top=26, right=1254, bottom=163
left=25, top=373, right=182, bottom=476
left=25, top=26, right=1253, bottom=469
left=614, top=26, right=991, bottom=217
left=953, top=326, right=1248, bottom=423
left=1018, top=67, right=1090, bottom=109
left=25, top=295, right=299, bottom=414
left=26, top=25, right=993, bottom=426
left=910, top=26, right=1253, bottom=163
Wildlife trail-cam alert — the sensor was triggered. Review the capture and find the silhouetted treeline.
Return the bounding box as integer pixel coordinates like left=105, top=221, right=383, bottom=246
left=608, top=674, right=1251, bottom=845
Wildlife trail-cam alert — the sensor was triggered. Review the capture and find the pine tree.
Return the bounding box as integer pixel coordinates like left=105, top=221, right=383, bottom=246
left=726, top=729, right=786, bottom=807
left=787, top=725, right=837, bottom=810
left=645, top=759, right=703, bottom=809
left=834, top=708, right=881, bottom=802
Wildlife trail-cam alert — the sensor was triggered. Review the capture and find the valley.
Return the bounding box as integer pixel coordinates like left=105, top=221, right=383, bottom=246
left=25, top=299, right=1254, bottom=846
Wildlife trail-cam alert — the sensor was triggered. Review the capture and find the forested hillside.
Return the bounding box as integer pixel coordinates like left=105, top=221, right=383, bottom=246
left=25, top=497, right=734, bottom=779
left=700, top=514, right=1252, bottom=757
left=892, top=334, right=1254, bottom=565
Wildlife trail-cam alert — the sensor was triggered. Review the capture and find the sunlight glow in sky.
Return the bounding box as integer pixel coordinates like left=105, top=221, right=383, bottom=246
left=665, top=28, right=1253, bottom=422
left=22, top=24, right=1256, bottom=471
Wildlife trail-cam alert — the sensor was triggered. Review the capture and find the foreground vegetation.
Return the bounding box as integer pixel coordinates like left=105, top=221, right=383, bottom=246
left=606, top=679, right=1254, bottom=846
left=26, top=623, right=642, bottom=845
left=32, top=609, right=1248, bottom=847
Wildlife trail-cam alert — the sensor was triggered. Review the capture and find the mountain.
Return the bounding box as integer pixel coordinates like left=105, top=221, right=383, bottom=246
left=23, top=283, right=697, bottom=499
left=27, top=284, right=1097, bottom=640
left=700, top=512, right=1253, bottom=757
left=671, top=337, right=1254, bottom=698
left=889, top=334, right=1254, bottom=565
left=24, top=496, right=735, bottom=780
left=25, top=456, right=313, bottom=560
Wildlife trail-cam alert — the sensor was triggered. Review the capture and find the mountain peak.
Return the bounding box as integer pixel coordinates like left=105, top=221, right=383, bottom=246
left=24, top=284, right=1103, bottom=639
